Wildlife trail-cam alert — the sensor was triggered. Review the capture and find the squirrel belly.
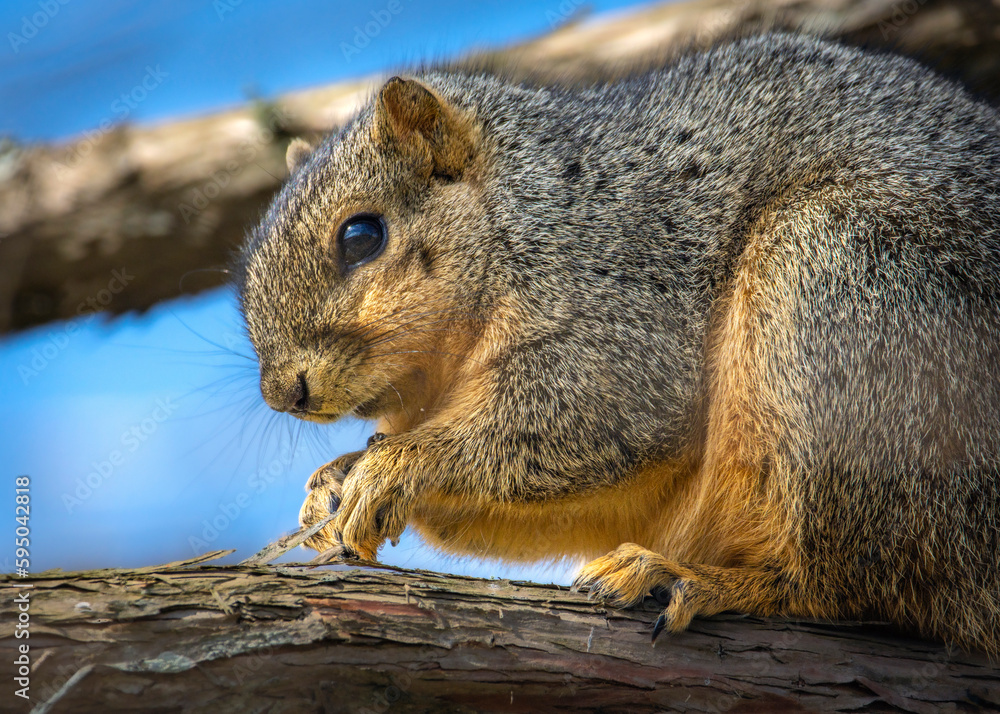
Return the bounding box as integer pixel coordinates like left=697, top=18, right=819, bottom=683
left=408, top=457, right=696, bottom=564
left=239, top=32, right=1000, bottom=652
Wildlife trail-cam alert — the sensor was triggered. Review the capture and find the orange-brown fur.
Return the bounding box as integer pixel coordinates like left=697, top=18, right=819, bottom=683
left=240, top=34, right=1000, bottom=652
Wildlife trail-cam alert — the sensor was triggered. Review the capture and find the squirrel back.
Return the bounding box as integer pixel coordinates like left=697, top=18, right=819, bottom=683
left=238, top=32, right=1000, bottom=652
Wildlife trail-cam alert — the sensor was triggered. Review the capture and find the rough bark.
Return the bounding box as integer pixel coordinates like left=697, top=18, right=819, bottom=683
left=4, top=0, right=1000, bottom=333
left=2, top=553, right=997, bottom=714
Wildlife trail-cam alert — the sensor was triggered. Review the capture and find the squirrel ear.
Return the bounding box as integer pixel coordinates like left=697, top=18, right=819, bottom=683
left=285, top=138, right=315, bottom=174
left=377, top=77, right=440, bottom=138
left=374, top=76, right=475, bottom=179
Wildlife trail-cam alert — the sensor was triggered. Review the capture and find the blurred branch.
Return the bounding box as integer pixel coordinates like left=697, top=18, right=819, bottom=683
left=3, top=558, right=996, bottom=712
left=4, top=0, right=1000, bottom=333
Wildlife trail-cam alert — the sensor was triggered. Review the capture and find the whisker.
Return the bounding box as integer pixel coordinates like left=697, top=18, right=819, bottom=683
left=384, top=380, right=411, bottom=422
left=364, top=325, right=482, bottom=349
left=365, top=349, right=487, bottom=366
left=348, top=308, right=484, bottom=346
left=339, top=303, right=479, bottom=341
left=378, top=402, right=402, bottom=434
left=179, top=266, right=232, bottom=292
left=164, top=304, right=257, bottom=363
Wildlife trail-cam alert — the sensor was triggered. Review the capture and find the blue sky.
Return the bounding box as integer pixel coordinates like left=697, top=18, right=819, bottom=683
left=1, top=0, right=651, bottom=583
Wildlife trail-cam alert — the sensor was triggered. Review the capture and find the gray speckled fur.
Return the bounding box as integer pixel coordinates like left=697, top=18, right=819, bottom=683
left=239, top=33, right=1000, bottom=650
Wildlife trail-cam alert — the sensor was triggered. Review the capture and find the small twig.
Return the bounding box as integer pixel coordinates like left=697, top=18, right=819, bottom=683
left=238, top=514, right=336, bottom=566
left=134, top=549, right=235, bottom=572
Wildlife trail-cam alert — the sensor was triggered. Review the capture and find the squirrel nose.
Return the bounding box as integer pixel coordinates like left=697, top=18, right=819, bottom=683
left=290, top=372, right=311, bottom=413
left=263, top=370, right=312, bottom=414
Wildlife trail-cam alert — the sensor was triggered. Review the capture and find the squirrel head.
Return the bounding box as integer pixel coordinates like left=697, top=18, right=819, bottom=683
left=237, top=76, right=488, bottom=424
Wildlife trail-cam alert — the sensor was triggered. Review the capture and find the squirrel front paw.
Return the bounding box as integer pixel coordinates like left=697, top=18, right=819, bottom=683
left=327, top=446, right=412, bottom=561
left=299, top=450, right=364, bottom=552
left=302, top=438, right=413, bottom=562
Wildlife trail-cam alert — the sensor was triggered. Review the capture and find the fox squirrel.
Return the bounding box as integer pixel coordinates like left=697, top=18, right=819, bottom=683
left=236, top=32, right=1000, bottom=652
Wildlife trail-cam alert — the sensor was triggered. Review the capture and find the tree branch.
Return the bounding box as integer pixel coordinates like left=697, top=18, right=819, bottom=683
left=3, top=553, right=997, bottom=713
left=4, top=0, right=1000, bottom=332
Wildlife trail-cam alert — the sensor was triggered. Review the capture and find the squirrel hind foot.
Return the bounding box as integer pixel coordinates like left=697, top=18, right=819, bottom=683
left=573, top=542, right=677, bottom=608
left=574, top=543, right=822, bottom=639
left=573, top=543, right=701, bottom=637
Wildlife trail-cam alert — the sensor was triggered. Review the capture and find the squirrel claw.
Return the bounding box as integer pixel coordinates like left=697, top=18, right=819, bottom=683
left=571, top=574, right=623, bottom=607
left=310, top=542, right=357, bottom=564
left=569, top=574, right=595, bottom=599
left=651, top=612, right=667, bottom=643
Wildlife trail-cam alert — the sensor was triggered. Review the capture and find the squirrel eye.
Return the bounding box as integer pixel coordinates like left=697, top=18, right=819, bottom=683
left=338, top=214, right=387, bottom=270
